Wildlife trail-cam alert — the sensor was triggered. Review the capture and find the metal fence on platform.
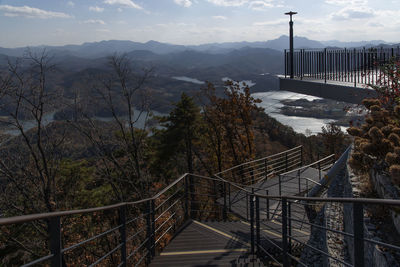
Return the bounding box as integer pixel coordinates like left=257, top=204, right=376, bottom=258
left=285, top=47, right=400, bottom=87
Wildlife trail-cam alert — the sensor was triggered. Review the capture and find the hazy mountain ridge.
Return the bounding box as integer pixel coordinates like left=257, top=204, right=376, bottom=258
left=0, top=35, right=395, bottom=59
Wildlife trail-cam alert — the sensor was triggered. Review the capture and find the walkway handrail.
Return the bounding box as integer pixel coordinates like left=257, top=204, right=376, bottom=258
left=3, top=146, right=400, bottom=267
left=215, top=145, right=302, bottom=176
left=0, top=173, right=189, bottom=226
left=278, top=154, right=334, bottom=177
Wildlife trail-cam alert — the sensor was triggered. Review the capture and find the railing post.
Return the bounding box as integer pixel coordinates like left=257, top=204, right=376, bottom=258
left=318, top=161, right=321, bottom=180
left=266, top=190, right=270, bottom=220
left=324, top=48, right=327, bottom=83
left=288, top=201, right=292, bottom=256
left=353, top=203, right=364, bottom=267
left=246, top=194, right=249, bottom=221
left=151, top=200, right=155, bottom=258
left=190, top=174, right=195, bottom=218
left=223, top=182, right=227, bottom=221
left=279, top=174, right=282, bottom=196
left=354, top=48, right=357, bottom=87
left=300, top=146, right=303, bottom=167
left=146, top=200, right=155, bottom=263
left=49, top=216, right=62, bottom=267
left=228, top=182, right=231, bottom=212
left=119, top=205, right=127, bottom=267
left=255, top=195, right=260, bottom=257
left=285, top=152, right=288, bottom=172
left=282, top=198, right=289, bottom=267
left=250, top=189, right=255, bottom=256
left=184, top=175, right=189, bottom=219
left=284, top=49, right=287, bottom=78
left=264, top=158, right=268, bottom=178
left=298, top=169, right=301, bottom=194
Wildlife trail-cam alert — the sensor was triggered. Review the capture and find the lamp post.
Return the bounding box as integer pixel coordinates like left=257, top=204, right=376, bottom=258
left=285, top=11, right=297, bottom=79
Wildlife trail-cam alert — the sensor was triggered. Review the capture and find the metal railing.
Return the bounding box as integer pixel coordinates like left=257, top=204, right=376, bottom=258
left=215, top=145, right=303, bottom=186
left=285, top=47, right=400, bottom=87
left=0, top=173, right=231, bottom=267
left=2, top=146, right=400, bottom=267
left=218, top=168, right=400, bottom=267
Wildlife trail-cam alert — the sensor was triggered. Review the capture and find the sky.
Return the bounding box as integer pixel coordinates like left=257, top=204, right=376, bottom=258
left=1, top=0, right=400, bottom=48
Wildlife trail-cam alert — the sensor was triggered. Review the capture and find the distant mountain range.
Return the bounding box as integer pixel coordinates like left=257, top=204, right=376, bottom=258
left=0, top=35, right=396, bottom=59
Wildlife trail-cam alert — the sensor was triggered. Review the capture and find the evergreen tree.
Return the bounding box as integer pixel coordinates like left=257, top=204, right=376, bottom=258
left=157, top=93, right=201, bottom=176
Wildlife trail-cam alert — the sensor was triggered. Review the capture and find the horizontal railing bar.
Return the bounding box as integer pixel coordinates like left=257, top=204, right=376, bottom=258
left=63, top=224, right=122, bottom=253
left=127, top=238, right=148, bottom=260
left=134, top=249, right=149, bottom=267
left=216, top=146, right=302, bottom=175
left=155, top=221, right=176, bottom=245
left=127, top=227, right=146, bottom=242
left=21, top=254, right=54, bottom=267
left=155, top=185, right=184, bottom=211
left=257, top=243, right=282, bottom=266
left=154, top=196, right=183, bottom=222
left=153, top=173, right=187, bottom=199
left=126, top=212, right=148, bottom=226
left=155, top=211, right=176, bottom=233
left=288, top=216, right=354, bottom=238
left=289, top=235, right=353, bottom=267
left=364, top=237, right=400, bottom=251
left=286, top=252, right=307, bottom=267
left=88, top=243, right=123, bottom=267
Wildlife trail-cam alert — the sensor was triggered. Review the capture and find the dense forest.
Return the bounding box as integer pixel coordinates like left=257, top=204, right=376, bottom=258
left=0, top=52, right=348, bottom=265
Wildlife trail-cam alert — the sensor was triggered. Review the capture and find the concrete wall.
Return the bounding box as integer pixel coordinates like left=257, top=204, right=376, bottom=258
left=279, top=78, right=377, bottom=104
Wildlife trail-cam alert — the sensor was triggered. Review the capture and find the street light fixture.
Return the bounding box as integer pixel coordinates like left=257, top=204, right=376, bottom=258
left=285, top=11, right=297, bottom=79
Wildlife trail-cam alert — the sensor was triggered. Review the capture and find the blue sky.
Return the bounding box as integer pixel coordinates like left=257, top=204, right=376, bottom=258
left=1, top=0, right=399, bottom=47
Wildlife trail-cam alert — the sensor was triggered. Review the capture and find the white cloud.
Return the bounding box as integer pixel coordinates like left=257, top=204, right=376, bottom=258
left=206, top=0, right=248, bottom=6
left=206, top=0, right=276, bottom=9
left=212, top=15, right=227, bottom=20
left=253, top=18, right=287, bottom=26
left=330, top=6, right=375, bottom=20
left=0, top=5, right=71, bottom=19
left=96, top=28, right=111, bottom=33
left=82, top=19, right=106, bottom=25
left=67, top=1, right=75, bottom=7
left=103, top=0, right=143, bottom=10
left=249, top=0, right=274, bottom=10
left=174, top=0, right=193, bottom=7
left=89, top=6, right=104, bottom=12
left=325, top=0, right=367, bottom=6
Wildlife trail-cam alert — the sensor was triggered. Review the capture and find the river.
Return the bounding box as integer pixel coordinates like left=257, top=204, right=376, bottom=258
left=252, top=91, right=338, bottom=135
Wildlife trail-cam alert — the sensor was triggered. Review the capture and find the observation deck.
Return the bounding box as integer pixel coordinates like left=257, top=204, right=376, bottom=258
left=279, top=47, right=400, bottom=104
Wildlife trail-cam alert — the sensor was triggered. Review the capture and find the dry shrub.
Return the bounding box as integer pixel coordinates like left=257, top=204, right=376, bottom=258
left=347, top=97, right=400, bottom=186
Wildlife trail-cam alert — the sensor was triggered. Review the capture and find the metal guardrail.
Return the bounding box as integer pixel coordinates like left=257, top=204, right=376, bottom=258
left=285, top=47, right=400, bottom=87
left=0, top=173, right=230, bottom=267
left=217, top=155, right=400, bottom=267
left=215, top=145, right=303, bottom=186
left=2, top=146, right=400, bottom=267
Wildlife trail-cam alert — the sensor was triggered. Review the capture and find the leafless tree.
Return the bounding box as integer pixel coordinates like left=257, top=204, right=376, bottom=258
left=0, top=50, right=70, bottom=264
left=70, top=54, right=153, bottom=201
